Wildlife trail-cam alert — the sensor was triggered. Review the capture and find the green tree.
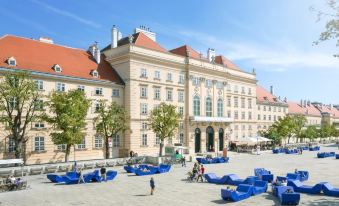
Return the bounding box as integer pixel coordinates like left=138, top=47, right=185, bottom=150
left=260, top=125, right=281, bottom=146
left=319, top=123, right=332, bottom=139
left=311, top=0, right=339, bottom=57
left=0, top=71, right=42, bottom=163
left=94, top=101, right=129, bottom=159
left=303, top=125, right=318, bottom=141
left=292, top=115, right=307, bottom=143
left=275, top=115, right=295, bottom=144
left=149, top=103, right=181, bottom=156
left=44, top=90, right=90, bottom=162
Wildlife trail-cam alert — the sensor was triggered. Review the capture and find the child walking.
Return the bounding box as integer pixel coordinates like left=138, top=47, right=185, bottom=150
left=150, top=177, right=155, bottom=195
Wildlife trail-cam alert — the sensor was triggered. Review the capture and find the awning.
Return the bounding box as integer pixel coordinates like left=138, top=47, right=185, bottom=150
left=190, top=116, right=233, bottom=122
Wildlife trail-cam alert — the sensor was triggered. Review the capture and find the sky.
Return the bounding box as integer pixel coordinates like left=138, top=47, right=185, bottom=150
left=0, top=0, right=338, bottom=103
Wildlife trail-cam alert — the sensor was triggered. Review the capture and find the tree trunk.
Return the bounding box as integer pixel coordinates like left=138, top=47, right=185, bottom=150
left=14, top=139, right=22, bottom=159
left=288, top=136, right=291, bottom=144
left=159, top=140, right=164, bottom=157
left=65, top=144, right=71, bottom=162
left=105, top=136, right=110, bottom=159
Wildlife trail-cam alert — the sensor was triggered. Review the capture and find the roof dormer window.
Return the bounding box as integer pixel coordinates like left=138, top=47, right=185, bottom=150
left=53, top=64, right=62, bottom=73
left=7, top=57, right=17, bottom=66
left=91, top=70, right=99, bottom=78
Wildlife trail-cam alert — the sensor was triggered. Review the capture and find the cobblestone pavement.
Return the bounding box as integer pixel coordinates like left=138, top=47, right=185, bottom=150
left=0, top=144, right=338, bottom=206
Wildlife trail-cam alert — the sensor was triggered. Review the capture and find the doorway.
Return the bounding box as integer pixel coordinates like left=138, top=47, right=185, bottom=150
left=206, top=126, right=214, bottom=152
left=195, top=128, right=201, bottom=153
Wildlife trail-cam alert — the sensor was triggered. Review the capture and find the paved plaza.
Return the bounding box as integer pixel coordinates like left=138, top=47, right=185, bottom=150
left=0, top=144, right=338, bottom=206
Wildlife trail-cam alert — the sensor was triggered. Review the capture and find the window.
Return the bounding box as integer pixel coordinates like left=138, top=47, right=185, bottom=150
left=268, top=115, right=271, bottom=121
left=77, top=85, right=85, bottom=91
left=95, top=88, right=103, bottom=95
left=8, top=138, right=15, bottom=152
left=226, top=84, right=231, bottom=91
left=234, top=97, right=239, bottom=108
left=283, top=108, right=286, bottom=113
left=241, top=112, right=245, bottom=120
left=278, top=107, right=281, bottom=112
left=258, top=105, right=261, bottom=110
left=193, top=96, right=200, bottom=116
left=217, top=99, right=223, bottom=117
left=227, top=110, right=231, bottom=118
left=94, top=136, right=103, bottom=148
left=154, top=88, right=160, bottom=100
left=57, top=144, right=66, bottom=151
left=227, top=96, right=231, bottom=107
left=248, top=125, right=252, bottom=130
left=140, top=87, right=148, bottom=98
left=258, top=114, right=261, bottom=120
left=268, top=106, right=271, bottom=111
left=140, top=68, right=147, bottom=78
left=216, top=81, right=224, bottom=89
left=91, top=70, right=99, bottom=78
left=179, top=133, right=184, bottom=144
left=234, top=85, right=238, bottom=93
left=234, top=111, right=239, bottom=119
left=34, top=136, right=45, bottom=151
left=205, top=79, right=212, bottom=88
left=53, top=64, right=62, bottom=72
left=248, top=112, right=252, bottom=120
left=179, top=74, right=185, bottom=84
left=141, top=122, right=148, bottom=130
left=113, top=134, right=120, bottom=147
left=167, top=73, right=172, bottom=81
left=193, top=77, right=200, bottom=85
left=34, top=99, right=44, bottom=111
left=179, top=122, right=184, bottom=130
left=34, top=80, right=44, bottom=90
left=56, top=82, right=65, bottom=92
left=234, top=125, right=239, bottom=130
left=263, top=115, right=266, bottom=120
left=273, top=107, right=276, bottom=112
left=141, top=103, right=148, bottom=115
left=7, top=57, right=16, bottom=66
left=241, top=86, right=245, bottom=94
left=263, top=106, right=266, bottom=111
left=154, top=104, right=161, bottom=110
left=155, top=134, right=160, bottom=145
left=34, top=122, right=45, bottom=129
left=205, top=97, right=212, bottom=117
left=178, top=91, right=184, bottom=102
left=77, top=138, right=86, bottom=149
left=112, top=89, right=120, bottom=97
left=241, top=98, right=245, bottom=108
left=95, top=102, right=102, bottom=113
left=248, top=99, right=252, bottom=109
left=179, top=106, right=184, bottom=115
left=9, top=97, right=16, bottom=109
left=248, top=88, right=252, bottom=95
left=242, top=125, right=246, bottom=130
left=154, top=71, right=160, bottom=79
left=141, top=133, right=147, bottom=146
left=274, top=115, right=276, bottom=121
left=166, top=89, right=173, bottom=101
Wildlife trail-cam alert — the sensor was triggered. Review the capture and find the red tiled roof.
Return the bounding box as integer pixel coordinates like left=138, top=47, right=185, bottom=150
left=256, top=85, right=282, bottom=104
left=0, top=35, right=123, bottom=84
left=215, top=55, right=240, bottom=71
left=133, top=32, right=167, bottom=52
left=169, top=45, right=202, bottom=59
left=287, top=101, right=321, bottom=117
left=315, top=105, right=339, bottom=118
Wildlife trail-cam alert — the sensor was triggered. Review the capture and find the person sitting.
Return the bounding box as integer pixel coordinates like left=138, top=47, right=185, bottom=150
left=285, top=188, right=293, bottom=193
left=294, top=169, right=298, bottom=174
left=100, top=166, right=107, bottom=182
left=281, top=179, right=287, bottom=186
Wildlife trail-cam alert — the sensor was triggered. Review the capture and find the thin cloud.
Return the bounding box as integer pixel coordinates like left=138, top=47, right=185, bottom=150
left=31, top=0, right=101, bottom=28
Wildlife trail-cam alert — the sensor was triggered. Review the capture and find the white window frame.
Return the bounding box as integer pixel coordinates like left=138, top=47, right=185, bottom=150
left=94, top=136, right=103, bottom=148
left=113, top=134, right=120, bottom=147
left=205, top=97, right=212, bottom=117
left=141, top=133, right=148, bottom=146
left=77, top=138, right=86, bottom=149
left=34, top=136, right=45, bottom=152
left=34, top=80, right=44, bottom=90
left=77, top=85, right=85, bottom=91
left=193, top=96, right=200, bottom=116
left=140, top=68, right=147, bottom=78
left=56, top=82, right=65, bottom=92
left=217, top=99, right=223, bottom=117
left=141, top=103, right=148, bottom=115
left=112, top=89, right=120, bottom=97
left=179, top=74, right=185, bottom=84
left=140, top=87, right=148, bottom=98
left=166, top=89, right=173, bottom=101
left=167, top=72, right=172, bottom=81
left=154, top=88, right=160, bottom=100
left=95, top=87, right=103, bottom=95
left=154, top=70, right=161, bottom=79
left=178, top=91, right=184, bottom=102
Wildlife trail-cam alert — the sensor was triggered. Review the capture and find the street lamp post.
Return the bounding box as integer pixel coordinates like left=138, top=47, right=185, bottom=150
left=256, top=136, right=259, bottom=155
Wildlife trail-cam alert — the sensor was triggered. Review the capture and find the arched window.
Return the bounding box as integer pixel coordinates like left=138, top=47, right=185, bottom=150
left=193, top=96, right=200, bottom=116
left=206, top=97, right=212, bottom=117
left=217, top=98, right=223, bottom=117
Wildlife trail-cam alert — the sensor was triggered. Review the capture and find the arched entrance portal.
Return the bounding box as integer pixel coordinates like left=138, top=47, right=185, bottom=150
left=195, top=128, right=201, bottom=153
left=206, top=126, right=214, bottom=152
left=219, top=128, right=224, bottom=151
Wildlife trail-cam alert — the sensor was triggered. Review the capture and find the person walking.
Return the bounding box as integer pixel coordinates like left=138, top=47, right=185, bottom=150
left=100, top=166, right=107, bottom=182
left=197, top=164, right=204, bottom=182
left=181, top=156, right=186, bottom=167
left=150, top=177, right=155, bottom=195
left=78, top=168, right=85, bottom=184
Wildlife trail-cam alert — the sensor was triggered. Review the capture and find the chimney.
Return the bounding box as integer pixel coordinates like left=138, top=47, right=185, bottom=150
left=304, top=100, right=307, bottom=107
left=135, top=25, right=156, bottom=41
left=111, top=25, right=118, bottom=48
left=307, top=100, right=310, bottom=106
left=270, top=85, right=274, bottom=95
left=39, top=37, right=53, bottom=44
left=284, top=97, right=287, bottom=102
left=207, top=48, right=215, bottom=62
left=88, top=43, right=100, bottom=64
left=300, top=99, right=303, bottom=107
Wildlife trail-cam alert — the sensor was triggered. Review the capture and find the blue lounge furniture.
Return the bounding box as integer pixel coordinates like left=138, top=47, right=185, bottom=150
left=252, top=180, right=268, bottom=195
left=106, top=170, right=118, bottom=181
left=134, top=165, right=158, bottom=176
left=336, top=154, right=339, bottom=159
left=204, top=173, right=230, bottom=184
left=47, top=171, right=78, bottom=183
left=309, top=146, right=320, bottom=151
left=157, top=164, right=171, bottom=173
left=274, top=186, right=300, bottom=205
left=296, top=171, right=309, bottom=182
left=254, top=168, right=274, bottom=182
left=322, top=182, right=339, bottom=197
left=317, top=152, right=335, bottom=158
left=287, top=180, right=323, bottom=194
left=196, top=157, right=229, bottom=164
left=124, top=166, right=137, bottom=173
left=227, top=174, right=258, bottom=186
left=221, top=184, right=254, bottom=202
left=273, top=149, right=280, bottom=154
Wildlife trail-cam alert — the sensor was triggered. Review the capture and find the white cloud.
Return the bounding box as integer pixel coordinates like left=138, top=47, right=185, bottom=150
left=31, top=0, right=101, bottom=28
left=177, top=29, right=339, bottom=71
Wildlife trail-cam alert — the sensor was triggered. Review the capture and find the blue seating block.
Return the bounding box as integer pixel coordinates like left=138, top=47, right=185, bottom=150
left=204, top=173, right=230, bottom=184
left=275, top=186, right=300, bottom=205
left=287, top=180, right=323, bottom=194
left=221, top=184, right=254, bottom=202
left=323, top=182, right=339, bottom=197
left=252, top=180, right=268, bottom=195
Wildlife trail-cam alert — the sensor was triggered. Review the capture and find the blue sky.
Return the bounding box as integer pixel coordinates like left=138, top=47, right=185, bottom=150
left=0, top=0, right=338, bottom=103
